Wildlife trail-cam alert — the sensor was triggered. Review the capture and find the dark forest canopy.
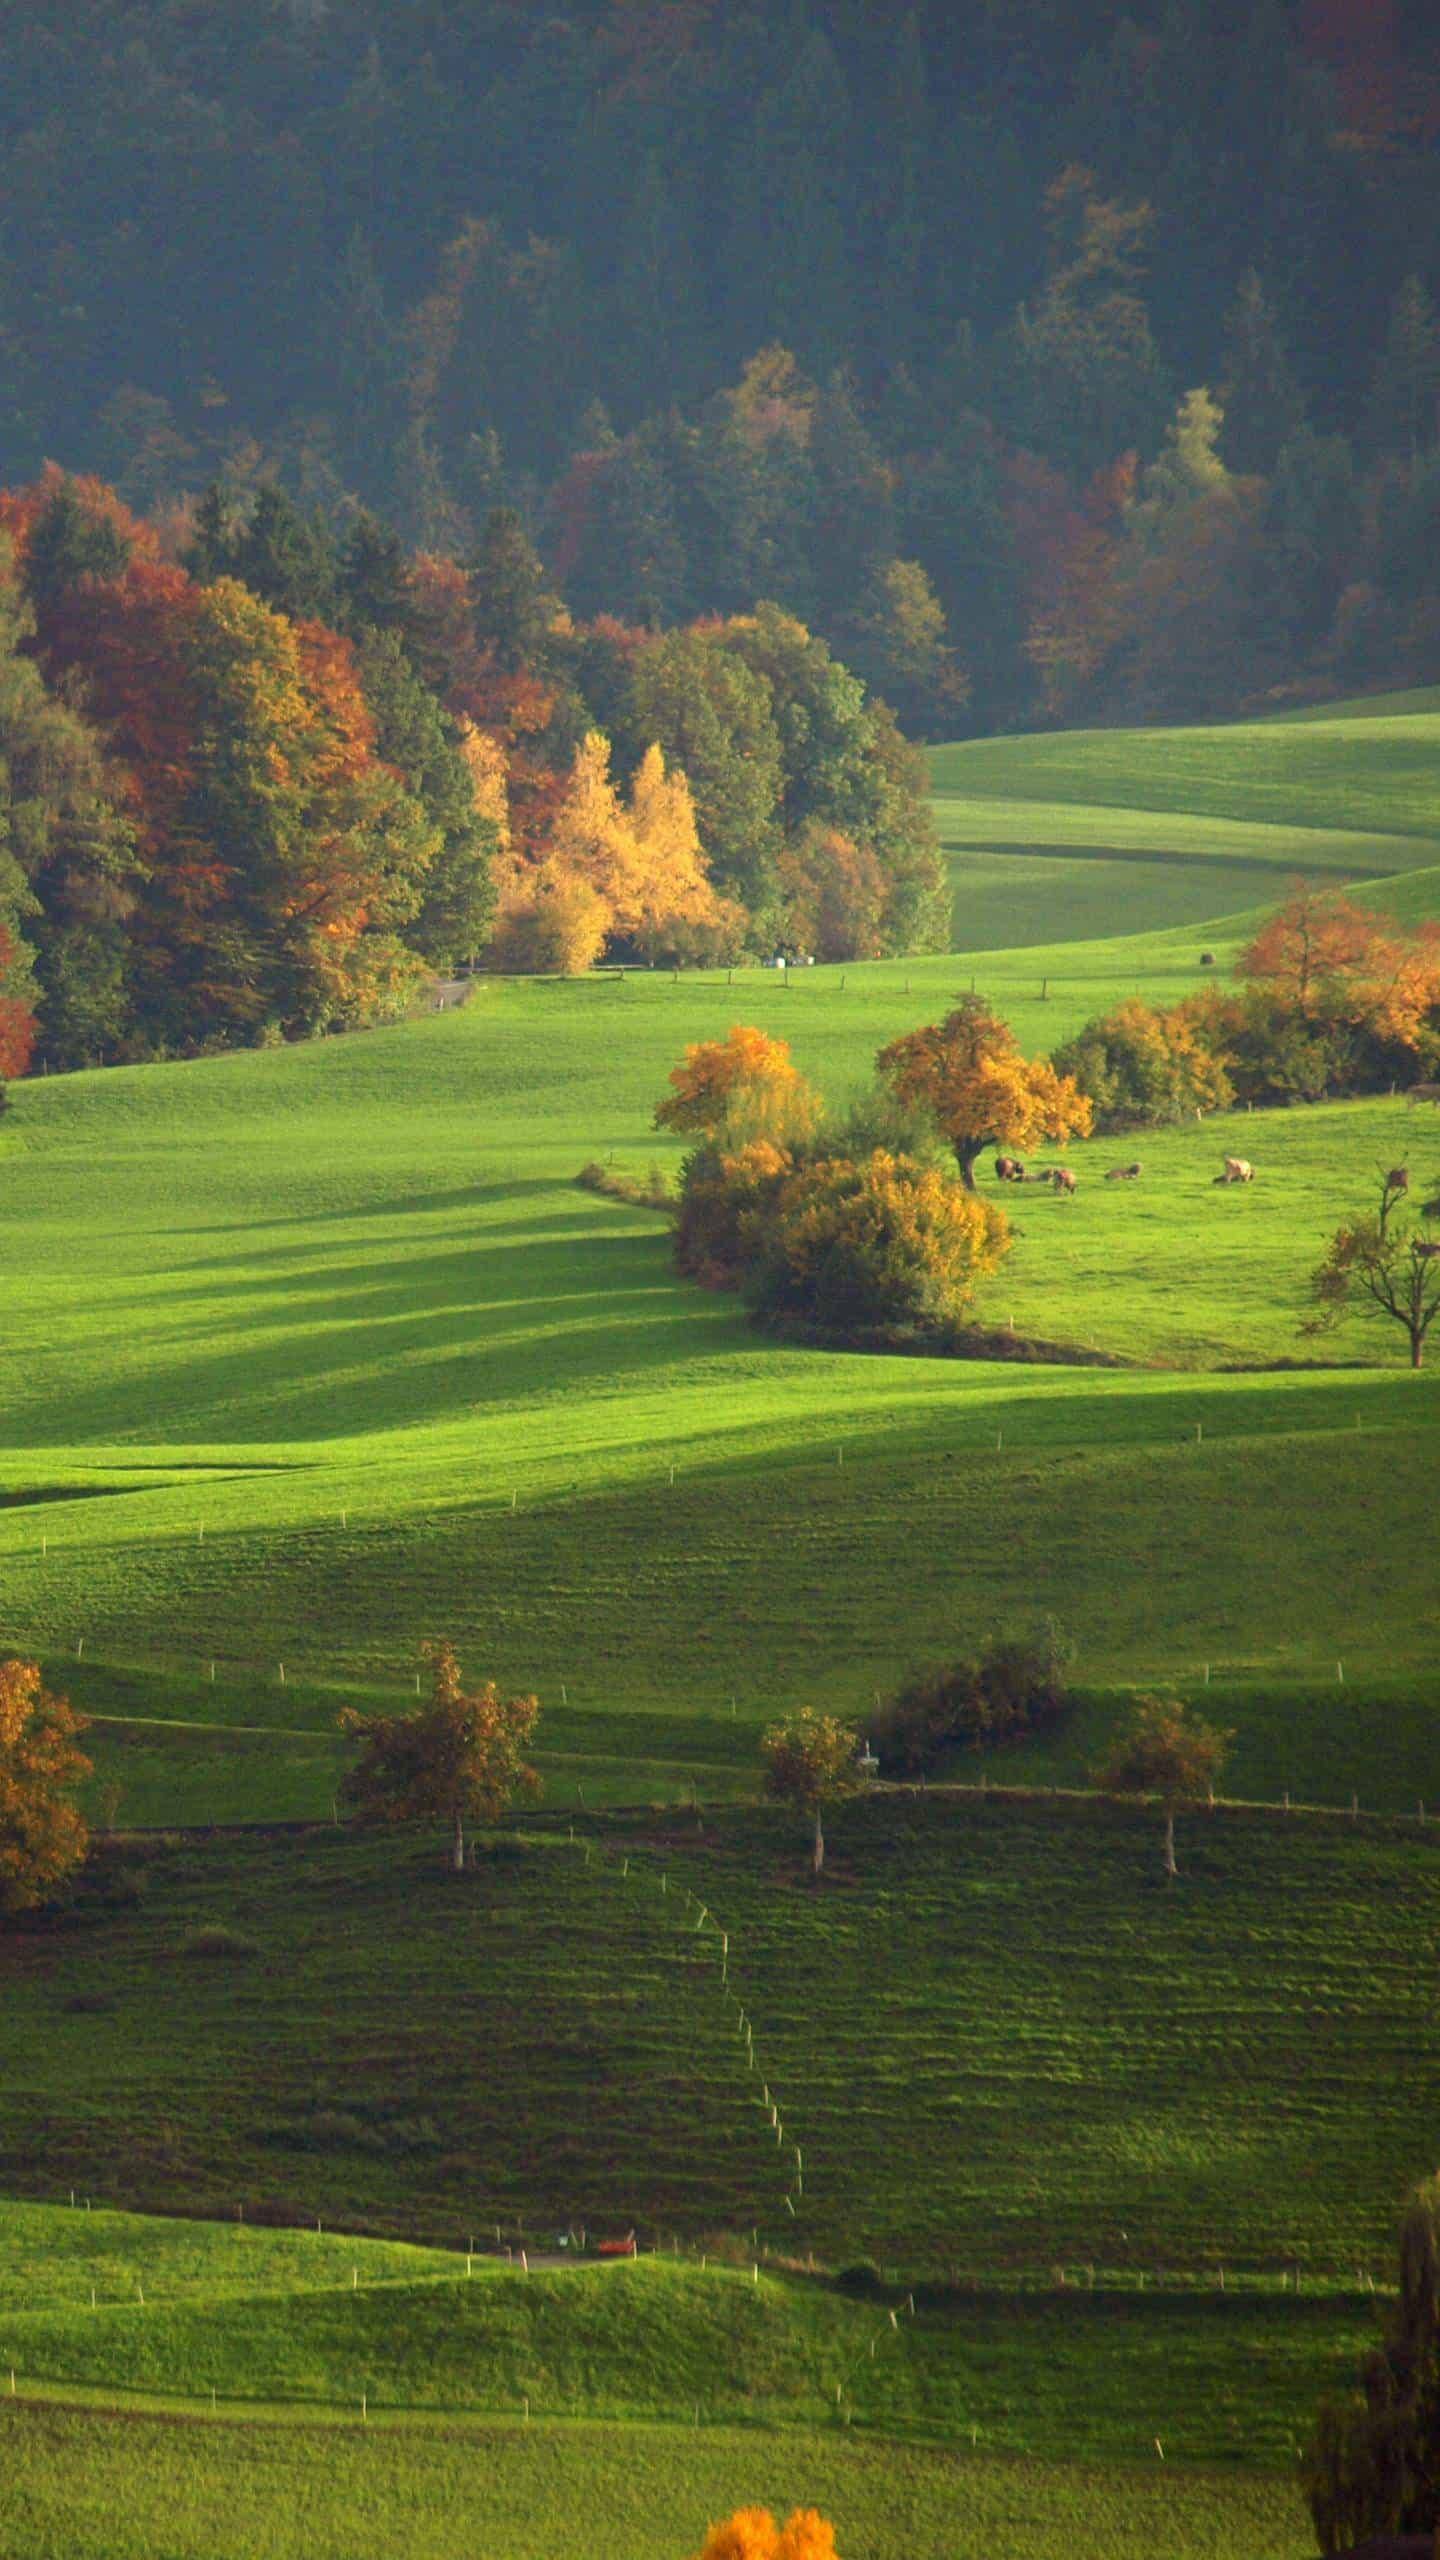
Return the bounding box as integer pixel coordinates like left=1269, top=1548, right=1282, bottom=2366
left=3, top=0, right=1440, bottom=732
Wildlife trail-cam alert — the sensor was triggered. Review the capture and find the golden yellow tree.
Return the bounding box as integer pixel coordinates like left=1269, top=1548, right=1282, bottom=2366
left=627, top=743, right=741, bottom=958
left=878, top=995, right=1092, bottom=1189
left=656, top=1024, right=815, bottom=1138
left=0, top=1659, right=92, bottom=1916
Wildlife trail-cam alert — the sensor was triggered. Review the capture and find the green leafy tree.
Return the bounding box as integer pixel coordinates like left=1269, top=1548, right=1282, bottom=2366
left=761, top=1707, right=863, bottom=1878
left=356, top=629, right=497, bottom=963
left=1094, top=1695, right=1231, bottom=1881
left=339, top=1641, right=541, bottom=1874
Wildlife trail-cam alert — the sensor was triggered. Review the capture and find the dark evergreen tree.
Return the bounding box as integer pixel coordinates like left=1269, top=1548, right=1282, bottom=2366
left=1221, top=271, right=1307, bottom=474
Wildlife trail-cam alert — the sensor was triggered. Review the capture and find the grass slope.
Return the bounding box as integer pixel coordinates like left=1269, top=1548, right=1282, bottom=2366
left=4, top=1806, right=1437, bottom=2293
left=2, top=951, right=1436, bottom=1827
left=930, top=698, right=1440, bottom=946
left=0, top=2405, right=1313, bottom=2560
left=0, top=2200, right=1370, bottom=2466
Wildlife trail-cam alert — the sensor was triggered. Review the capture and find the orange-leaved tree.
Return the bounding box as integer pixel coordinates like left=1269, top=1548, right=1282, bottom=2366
left=1239, top=885, right=1440, bottom=1050
left=339, top=1641, right=540, bottom=1873
left=0, top=1658, right=92, bottom=1916
left=878, top=995, right=1092, bottom=1189
left=656, top=1024, right=814, bottom=1139
left=691, top=2511, right=839, bottom=2560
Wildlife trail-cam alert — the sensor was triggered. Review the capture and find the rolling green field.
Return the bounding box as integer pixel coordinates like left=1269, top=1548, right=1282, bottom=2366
left=5, top=1805, right=1437, bottom=2294
left=1, top=2405, right=1313, bottom=2560
left=4, top=703, right=1439, bottom=2559
left=932, top=690, right=1440, bottom=946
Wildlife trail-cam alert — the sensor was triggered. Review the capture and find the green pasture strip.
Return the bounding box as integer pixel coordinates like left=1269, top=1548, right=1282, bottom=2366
left=0, top=2201, right=1373, bottom=2468
left=928, top=712, right=1440, bottom=845
left=4, top=1805, right=1438, bottom=2288
left=0, top=2405, right=1313, bottom=2560
left=932, top=788, right=1424, bottom=871
left=942, top=848, right=1299, bottom=950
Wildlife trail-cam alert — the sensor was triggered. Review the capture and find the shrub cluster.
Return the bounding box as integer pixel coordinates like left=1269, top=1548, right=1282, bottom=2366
left=1054, top=894, right=1440, bottom=1131
left=872, top=1625, right=1074, bottom=1777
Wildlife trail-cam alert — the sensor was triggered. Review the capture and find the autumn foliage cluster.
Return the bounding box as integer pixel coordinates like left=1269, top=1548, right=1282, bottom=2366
left=0, top=474, right=943, bottom=1072
left=662, top=1018, right=1039, bottom=1341
left=1054, top=887, right=1440, bottom=1128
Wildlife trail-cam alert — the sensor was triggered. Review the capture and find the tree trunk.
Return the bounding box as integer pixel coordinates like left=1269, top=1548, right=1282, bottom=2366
left=1162, top=1807, right=1177, bottom=1883
left=1411, top=1327, right=1424, bottom=1370
left=956, top=1140, right=987, bottom=1194
left=452, top=1807, right=466, bottom=1873
left=813, top=1803, right=825, bottom=1878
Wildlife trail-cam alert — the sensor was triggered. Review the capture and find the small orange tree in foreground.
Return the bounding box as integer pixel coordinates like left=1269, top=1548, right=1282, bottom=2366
left=655, top=1025, right=814, bottom=1139
left=761, top=1709, right=862, bottom=1879
left=1094, top=1695, right=1231, bottom=1883
left=0, top=1658, right=91, bottom=1915
left=878, top=995, right=1092, bottom=1189
left=339, top=1642, right=540, bottom=1873
left=692, top=2509, right=839, bottom=2560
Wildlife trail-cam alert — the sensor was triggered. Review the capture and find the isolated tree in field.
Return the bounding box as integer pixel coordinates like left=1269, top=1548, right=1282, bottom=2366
left=1094, top=1694, right=1230, bottom=1883
left=760, top=1709, right=862, bottom=1879
left=691, top=2509, right=839, bottom=2560
left=1303, top=2173, right=1440, bottom=2552
left=339, top=1642, right=540, bottom=1873
left=1304, top=1173, right=1440, bottom=1371
left=655, top=1024, right=814, bottom=1139
left=0, top=1658, right=92, bottom=1916
left=877, top=996, right=1092, bottom=1189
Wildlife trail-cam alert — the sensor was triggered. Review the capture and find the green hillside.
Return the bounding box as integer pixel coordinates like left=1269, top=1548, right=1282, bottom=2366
left=930, top=700, right=1440, bottom=947
left=3, top=924, right=1438, bottom=1840
left=5, top=1808, right=1437, bottom=2293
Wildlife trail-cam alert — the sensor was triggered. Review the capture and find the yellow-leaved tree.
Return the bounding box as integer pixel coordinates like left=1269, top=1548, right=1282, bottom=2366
left=655, top=1024, right=816, bottom=1139
left=878, top=995, right=1092, bottom=1189
left=0, top=1659, right=92, bottom=1916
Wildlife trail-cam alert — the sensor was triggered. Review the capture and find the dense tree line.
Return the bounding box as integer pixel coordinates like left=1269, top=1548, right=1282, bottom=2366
left=0, top=472, right=941, bottom=1071
left=2, top=3, right=1439, bottom=729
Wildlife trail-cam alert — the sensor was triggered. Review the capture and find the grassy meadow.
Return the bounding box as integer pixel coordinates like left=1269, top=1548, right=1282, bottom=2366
left=3, top=693, right=1440, bottom=2558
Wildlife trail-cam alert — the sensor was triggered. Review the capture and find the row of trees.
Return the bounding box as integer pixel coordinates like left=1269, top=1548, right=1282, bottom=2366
left=0, top=474, right=943, bottom=1071
left=1055, top=887, right=1440, bottom=1126
left=8, top=6, right=1440, bottom=730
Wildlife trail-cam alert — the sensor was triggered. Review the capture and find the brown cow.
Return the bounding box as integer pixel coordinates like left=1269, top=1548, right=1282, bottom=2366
left=1385, top=1166, right=1410, bottom=1194
left=1406, top=1082, right=1440, bottom=1107
left=994, top=1155, right=1023, bottom=1183
left=1104, top=1162, right=1143, bottom=1181
left=1218, top=1155, right=1254, bottom=1184
left=1051, top=1166, right=1078, bottom=1195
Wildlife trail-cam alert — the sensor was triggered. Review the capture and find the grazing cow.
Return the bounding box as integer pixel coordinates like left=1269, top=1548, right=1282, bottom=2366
left=1105, top=1162, right=1143, bottom=1181
left=1199, top=950, right=1216, bottom=967
left=1407, top=1082, right=1440, bottom=1107
left=1385, top=1166, right=1410, bottom=1194
left=1417, top=1241, right=1440, bottom=1262
left=994, top=1155, right=1023, bottom=1183
left=1051, top=1166, right=1078, bottom=1195
left=1218, top=1155, right=1254, bottom=1184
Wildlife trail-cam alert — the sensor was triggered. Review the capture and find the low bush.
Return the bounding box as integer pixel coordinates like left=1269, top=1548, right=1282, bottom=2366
left=873, top=1623, right=1074, bottom=1776
left=180, top=1924, right=261, bottom=1960
left=577, top=1161, right=674, bottom=1211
